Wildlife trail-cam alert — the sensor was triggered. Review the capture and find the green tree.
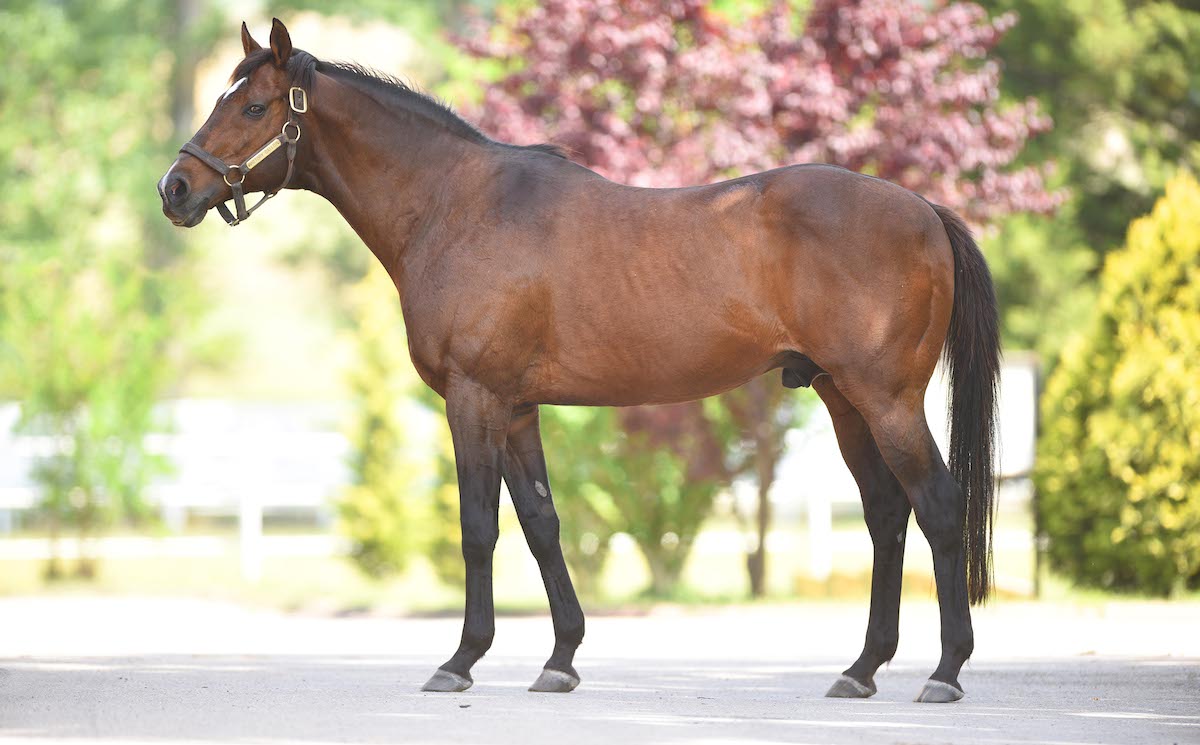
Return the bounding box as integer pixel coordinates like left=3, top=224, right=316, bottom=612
left=984, top=0, right=1199, bottom=253
left=980, top=0, right=1199, bottom=361
left=337, top=267, right=419, bottom=578
left=1036, top=173, right=1200, bottom=596
left=415, top=391, right=467, bottom=590
left=538, top=405, right=726, bottom=597
left=983, top=211, right=1097, bottom=361
left=0, top=0, right=212, bottom=576
left=539, top=407, right=616, bottom=598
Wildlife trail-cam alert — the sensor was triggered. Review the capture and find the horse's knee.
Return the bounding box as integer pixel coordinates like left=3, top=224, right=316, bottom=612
left=461, top=526, right=498, bottom=565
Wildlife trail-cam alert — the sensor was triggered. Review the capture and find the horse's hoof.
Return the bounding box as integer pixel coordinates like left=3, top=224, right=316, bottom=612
left=914, top=679, right=964, bottom=703
left=824, top=674, right=876, bottom=698
left=421, top=669, right=473, bottom=693
left=528, top=667, right=580, bottom=693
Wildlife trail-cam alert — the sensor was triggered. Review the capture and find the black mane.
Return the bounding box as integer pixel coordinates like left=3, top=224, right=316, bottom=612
left=232, top=48, right=568, bottom=160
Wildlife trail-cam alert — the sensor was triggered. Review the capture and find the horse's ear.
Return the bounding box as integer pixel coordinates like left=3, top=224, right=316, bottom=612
left=269, top=18, right=292, bottom=67
left=241, top=22, right=262, bottom=57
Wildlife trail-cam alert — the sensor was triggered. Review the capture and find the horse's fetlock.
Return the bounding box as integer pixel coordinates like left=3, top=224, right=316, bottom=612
left=956, top=635, right=975, bottom=660
left=555, top=621, right=585, bottom=648
left=943, top=630, right=974, bottom=662
left=865, top=630, right=899, bottom=662
left=461, top=628, right=495, bottom=653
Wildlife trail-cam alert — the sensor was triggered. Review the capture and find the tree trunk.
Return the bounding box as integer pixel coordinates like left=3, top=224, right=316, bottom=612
left=170, top=0, right=201, bottom=140
left=641, top=544, right=685, bottom=598
left=745, top=379, right=778, bottom=598
left=746, top=481, right=770, bottom=597
left=44, top=507, right=63, bottom=581
left=75, top=497, right=97, bottom=579
left=645, top=555, right=675, bottom=598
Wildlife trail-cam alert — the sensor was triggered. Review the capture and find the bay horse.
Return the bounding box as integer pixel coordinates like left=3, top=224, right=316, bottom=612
left=159, top=20, right=999, bottom=704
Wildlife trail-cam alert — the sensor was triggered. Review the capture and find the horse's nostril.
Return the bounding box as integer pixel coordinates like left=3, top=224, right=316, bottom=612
left=167, top=176, right=189, bottom=203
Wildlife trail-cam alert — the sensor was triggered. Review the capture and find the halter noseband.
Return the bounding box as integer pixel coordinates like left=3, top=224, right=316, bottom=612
left=179, top=86, right=308, bottom=226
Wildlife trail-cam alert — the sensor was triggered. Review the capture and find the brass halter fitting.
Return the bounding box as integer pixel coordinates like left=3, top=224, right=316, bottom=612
left=289, top=86, right=308, bottom=113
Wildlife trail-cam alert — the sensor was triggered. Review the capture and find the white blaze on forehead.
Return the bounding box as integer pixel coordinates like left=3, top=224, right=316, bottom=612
left=222, top=76, right=248, bottom=100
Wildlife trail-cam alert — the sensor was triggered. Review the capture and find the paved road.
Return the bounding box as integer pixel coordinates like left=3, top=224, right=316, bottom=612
left=1, top=597, right=1197, bottom=744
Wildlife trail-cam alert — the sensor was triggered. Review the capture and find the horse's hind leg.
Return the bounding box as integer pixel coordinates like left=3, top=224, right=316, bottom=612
left=814, top=378, right=911, bottom=699
left=503, top=405, right=585, bottom=692
left=847, top=382, right=974, bottom=703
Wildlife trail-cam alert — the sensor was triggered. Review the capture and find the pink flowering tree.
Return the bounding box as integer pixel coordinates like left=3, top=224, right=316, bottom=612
left=463, top=0, right=1061, bottom=221
left=457, top=0, right=1060, bottom=596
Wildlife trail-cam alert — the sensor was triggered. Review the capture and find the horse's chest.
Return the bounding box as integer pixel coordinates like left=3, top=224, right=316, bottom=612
left=401, top=296, right=535, bottom=398
left=401, top=309, right=454, bottom=396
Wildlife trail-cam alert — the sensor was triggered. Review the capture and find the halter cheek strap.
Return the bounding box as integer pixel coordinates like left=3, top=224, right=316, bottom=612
left=179, top=86, right=308, bottom=226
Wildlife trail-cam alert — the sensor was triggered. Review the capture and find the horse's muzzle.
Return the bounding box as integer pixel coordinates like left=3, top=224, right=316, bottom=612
left=159, top=166, right=212, bottom=228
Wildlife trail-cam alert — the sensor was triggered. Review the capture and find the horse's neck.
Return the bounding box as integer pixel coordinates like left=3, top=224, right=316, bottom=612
left=298, top=75, right=483, bottom=283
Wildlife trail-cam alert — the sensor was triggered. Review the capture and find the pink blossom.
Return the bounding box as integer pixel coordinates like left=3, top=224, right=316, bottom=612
left=456, top=0, right=1064, bottom=223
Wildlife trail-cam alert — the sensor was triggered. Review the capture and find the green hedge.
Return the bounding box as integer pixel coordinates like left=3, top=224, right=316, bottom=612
left=1036, top=173, right=1200, bottom=596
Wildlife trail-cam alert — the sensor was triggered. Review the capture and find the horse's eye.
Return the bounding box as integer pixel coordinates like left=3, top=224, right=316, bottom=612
left=244, top=104, right=266, bottom=118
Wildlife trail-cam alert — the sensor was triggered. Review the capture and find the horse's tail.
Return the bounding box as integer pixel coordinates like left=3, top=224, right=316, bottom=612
left=932, top=203, right=1000, bottom=606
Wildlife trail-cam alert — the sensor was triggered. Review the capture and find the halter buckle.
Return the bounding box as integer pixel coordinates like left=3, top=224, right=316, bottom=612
left=289, top=87, right=308, bottom=114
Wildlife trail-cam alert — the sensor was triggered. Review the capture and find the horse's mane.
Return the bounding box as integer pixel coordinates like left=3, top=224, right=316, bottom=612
left=232, top=48, right=569, bottom=160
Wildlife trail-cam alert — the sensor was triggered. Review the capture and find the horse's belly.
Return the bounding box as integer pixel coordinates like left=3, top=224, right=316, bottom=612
left=534, top=315, right=782, bottom=407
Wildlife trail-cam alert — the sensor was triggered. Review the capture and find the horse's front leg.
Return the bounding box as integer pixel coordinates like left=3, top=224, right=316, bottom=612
left=422, top=376, right=512, bottom=693
left=503, top=404, right=585, bottom=692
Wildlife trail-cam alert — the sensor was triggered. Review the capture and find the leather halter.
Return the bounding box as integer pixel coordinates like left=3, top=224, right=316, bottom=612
left=179, top=86, right=308, bottom=226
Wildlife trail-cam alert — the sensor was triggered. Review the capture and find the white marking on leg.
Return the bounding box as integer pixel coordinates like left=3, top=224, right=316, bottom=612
left=534, top=481, right=548, bottom=497
left=222, top=76, right=248, bottom=100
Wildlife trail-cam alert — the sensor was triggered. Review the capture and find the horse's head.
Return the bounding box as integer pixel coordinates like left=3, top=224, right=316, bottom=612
left=158, top=19, right=308, bottom=227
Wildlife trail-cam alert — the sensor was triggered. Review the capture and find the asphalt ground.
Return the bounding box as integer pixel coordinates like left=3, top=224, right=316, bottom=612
left=1, top=597, right=1197, bottom=744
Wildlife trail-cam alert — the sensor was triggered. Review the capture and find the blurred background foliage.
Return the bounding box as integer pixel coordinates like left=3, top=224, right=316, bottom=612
left=0, top=0, right=218, bottom=577
left=1036, top=173, right=1200, bottom=595
left=0, top=0, right=1196, bottom=601
left=982, top=0, right=1200, bottom=363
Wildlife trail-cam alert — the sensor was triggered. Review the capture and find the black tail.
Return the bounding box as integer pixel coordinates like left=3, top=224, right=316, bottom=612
left=932, top=203, right=1000, bottom=606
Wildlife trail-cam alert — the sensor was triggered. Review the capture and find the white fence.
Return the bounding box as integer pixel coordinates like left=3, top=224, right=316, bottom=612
left=1, top=357, right=1036, bottom=582
left=0, top=400, right=351, bottom=525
